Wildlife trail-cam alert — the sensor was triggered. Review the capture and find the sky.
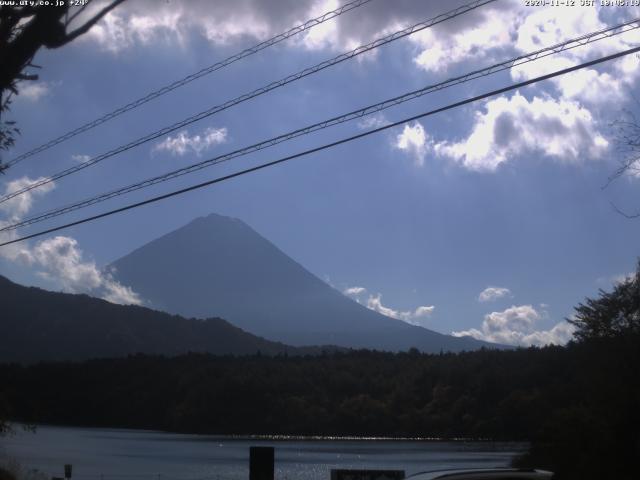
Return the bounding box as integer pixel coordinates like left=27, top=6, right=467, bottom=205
left=1, top=0, right=640, bottom=347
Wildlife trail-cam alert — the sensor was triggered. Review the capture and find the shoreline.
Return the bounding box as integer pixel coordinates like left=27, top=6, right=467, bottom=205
left=8, top=423, right=529, bottom=445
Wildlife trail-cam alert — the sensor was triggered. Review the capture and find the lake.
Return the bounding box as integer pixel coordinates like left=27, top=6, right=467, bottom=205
left=0, top=426, right=527, bottom=480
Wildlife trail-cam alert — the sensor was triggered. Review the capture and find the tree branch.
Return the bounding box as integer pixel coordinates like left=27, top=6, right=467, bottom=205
left=610, top=201, right=640, bottom=219
left=65, top=2, right=89, bottom=27
left=61, top=0, right=126, bottom=45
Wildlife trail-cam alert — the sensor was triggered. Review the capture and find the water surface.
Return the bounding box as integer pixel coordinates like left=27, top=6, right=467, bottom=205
left=1, top=426, right=526, bottom=480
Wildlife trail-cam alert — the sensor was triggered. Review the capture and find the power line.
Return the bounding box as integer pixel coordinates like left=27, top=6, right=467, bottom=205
left=0, top=0, right=497, bottom=204
left=2, top=18, right=638, bottom=233
left=4, top=0, right=375, bottom=169
left=2, top=44, right=638, bottom=248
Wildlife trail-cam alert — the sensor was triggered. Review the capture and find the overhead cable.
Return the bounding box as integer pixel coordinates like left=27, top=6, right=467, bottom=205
left=0, top=0, right=497, bottom=203
left=4, top=0, right=376, bottom=168
left=2, top=43, right=638, bottom=247
left=3, top=18, right=639, bottom=233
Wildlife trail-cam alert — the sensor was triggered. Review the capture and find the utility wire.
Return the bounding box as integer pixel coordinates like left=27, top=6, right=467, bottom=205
left=2, top=44, right=639, bottom=248
left=2, top=18, right=638, bottom=233
left=0, top=0, right=497, bottom=204
left=4, top=0, right=375, bottom=169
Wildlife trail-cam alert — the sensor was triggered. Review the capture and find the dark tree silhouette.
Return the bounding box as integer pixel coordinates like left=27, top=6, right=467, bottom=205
left=0, top=1, right=126, bottom=172
left=569, top=260, right=640, bottom=341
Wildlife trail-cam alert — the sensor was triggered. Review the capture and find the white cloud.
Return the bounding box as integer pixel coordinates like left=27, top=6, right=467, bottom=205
left=478, top=286, right=511, bottom=302
left=0, top=177, right=55, bottom=264
left=452, top=304, right=575, bottom=347
left=153, top=127, right=228, bottom=157
left=71, top=154, right=91, bottom=163
left=407, top=3, right=637, bottom=174
left=344, top=285, right=435, bottom=326
left=515, top=5, right=604, bottom=55
left=83, top=6, right=183, bottom=53
left=554, top=68, right=624, bottom=106
left=79, top=0, right=512, bottom=62
left=344, top=286, right=367, bottom=296
left=0, top=176, right=55, bottom=221
left=510, top=5, right=640, bottom=107
left=434, top=92, right=608, bottom=171
left=414, top=305, right=436, bottom=318
left=16, top=82, right=50, bottom=102
left=411, top=5, right=519, bottom=73
left=81, top=0, right=321, bottom=52
left=395, top=122, right=430, bottom=166
left=0, top=180, right=40, bottom=266
left=296, top=0, right=341, bottom=51
left=357, top=113, right=390, bottom=130
left=521, top=321, right=577, bottom=346
left=415, top=3, right=639, bottom=174
left=366, top=293, right=434, bottom=326
left=101, top=279, right=143, bottom=306
left=0, top=226, right=34, bottom=267
left=0, top=178, right=142, bottom=306
left=77, top=0, right=638, bottom=108
left=30, top=236, right=142, bottom=305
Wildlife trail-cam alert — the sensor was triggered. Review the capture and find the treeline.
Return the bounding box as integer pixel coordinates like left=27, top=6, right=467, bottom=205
left=1, top=334, right=639, bottom=478
left=3, top=346, right=562, bottom=438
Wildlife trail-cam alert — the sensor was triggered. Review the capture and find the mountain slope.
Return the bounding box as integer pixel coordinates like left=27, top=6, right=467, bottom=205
left=0, top=275, right=314, bottom=363
left=110, top=213, right=498, bottom=352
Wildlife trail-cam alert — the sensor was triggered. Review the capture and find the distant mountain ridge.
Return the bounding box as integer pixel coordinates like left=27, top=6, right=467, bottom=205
left=0, top=275, right=320, bottom=363
left=110, top=213, right=499, bottom=352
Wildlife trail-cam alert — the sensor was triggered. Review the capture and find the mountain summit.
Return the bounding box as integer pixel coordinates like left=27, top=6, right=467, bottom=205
left=110, top=213, right=495, bottom=352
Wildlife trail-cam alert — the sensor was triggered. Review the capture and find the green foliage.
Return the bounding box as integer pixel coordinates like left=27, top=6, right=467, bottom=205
left=569, top=260, right=640, bottom=341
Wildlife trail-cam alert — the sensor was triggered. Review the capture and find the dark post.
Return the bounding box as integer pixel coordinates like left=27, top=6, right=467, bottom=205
left=64, top=465, right=72, bottom=480
left=249, top=446, right=274, bottom=480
